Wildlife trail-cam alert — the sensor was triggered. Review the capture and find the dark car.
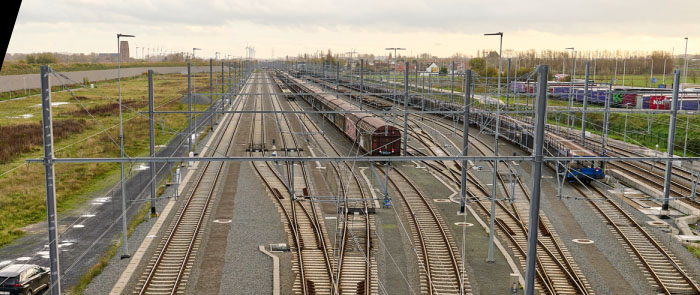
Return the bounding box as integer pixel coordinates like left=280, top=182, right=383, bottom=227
left=0, top=264, right=50, bottom=295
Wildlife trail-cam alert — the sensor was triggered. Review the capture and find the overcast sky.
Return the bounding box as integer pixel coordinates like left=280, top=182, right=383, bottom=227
left=8, top=0, right=700, bottom=59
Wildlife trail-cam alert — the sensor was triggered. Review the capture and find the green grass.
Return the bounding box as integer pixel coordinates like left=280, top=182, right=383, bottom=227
left=0, top=72, right=217, bottom=248
left=688, top=244, right=700, bottom=261
left=0, top=61, right=213, bottom=76
left=0, top=74, right=145, bottom=102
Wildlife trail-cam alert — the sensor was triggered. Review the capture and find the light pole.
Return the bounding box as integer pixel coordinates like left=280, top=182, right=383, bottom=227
left=484, top=31, right=503, bottom=263
left=622, top=59, right=627, bottom=86
left=117, top=33, right=135, bottom=259
left=215, top=52, right=220, bottom=60
left=191, top=48, right=201, bottom=153
left=345, top=50, right=356, bottom=87
left=663, top=57, right=670, bottom=85
left=566, top=47, right=575, bottom=136
left=649, top=57, right=654, bottom=87
left=683, top=37, right=689, bottom=90
left=385, top=47, right=406, bottom=105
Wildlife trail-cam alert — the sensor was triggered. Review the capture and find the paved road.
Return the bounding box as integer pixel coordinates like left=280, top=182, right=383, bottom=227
left=0, top=66, right=229, bottom=92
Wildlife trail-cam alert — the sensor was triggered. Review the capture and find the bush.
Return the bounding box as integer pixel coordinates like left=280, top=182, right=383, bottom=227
left=0, top=119, right=86, bottom=163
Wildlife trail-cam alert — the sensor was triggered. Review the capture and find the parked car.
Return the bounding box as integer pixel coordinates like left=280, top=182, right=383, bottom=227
left=0, top=264, right=50, bottom=295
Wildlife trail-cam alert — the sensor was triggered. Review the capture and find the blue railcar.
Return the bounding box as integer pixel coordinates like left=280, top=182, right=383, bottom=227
left=565, top=156, right=605, bottom=184
left=680, top=99, right=700, bottom=111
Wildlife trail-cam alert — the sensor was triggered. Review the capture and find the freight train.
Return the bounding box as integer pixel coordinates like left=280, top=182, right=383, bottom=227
left=299, top=72, right=607, bottom=181
left=277, top=72, right=402, bottom=156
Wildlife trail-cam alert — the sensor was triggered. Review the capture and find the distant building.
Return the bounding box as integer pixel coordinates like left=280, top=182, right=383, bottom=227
left=119, top=41, right=130, bottom=61
left=427, top=63, right=439, bottom=73
left=96, top=53, right=118, bottom=62
left=396, top=63, right=416, bottom=72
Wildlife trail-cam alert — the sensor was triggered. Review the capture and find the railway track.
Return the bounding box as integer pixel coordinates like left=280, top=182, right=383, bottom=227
left=383, top=166, right=469, bottom=294
left=595, top=140, right=700, bottom=211
left=520, top=117, right=700, bottom=210
left=134, top=75, right=251, bottom=295
left=249, top=73, right=337, bottom=294
left=308, top=72, right=700, bottom=293
left=306, top=73, right=592, bottom=293
left=468, top=113, right=700, bottom=293
left=405, top=117, right=592, bottom=294
left=293, top=73, right=470, bottom=294
left=284, top=97, right=378, bottom=295
left=571, top=183, right=700, bottom=294
left=316, top=72, right=592, bottom=294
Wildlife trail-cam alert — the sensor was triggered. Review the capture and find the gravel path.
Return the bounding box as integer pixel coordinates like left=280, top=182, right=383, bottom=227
left=218, top=163, right=292, bottom=294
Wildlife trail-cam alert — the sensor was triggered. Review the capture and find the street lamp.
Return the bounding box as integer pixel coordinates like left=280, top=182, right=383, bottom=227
left=683, top=37, right=689, bottom=91
left=345, top=50, right=356, bottom=87
left=566, top=47, right=575, bottom=134
left=117, top=33, right=134, bottom=259
left=484, top=31, right=503, bottom=264
left=622, top=58, right=627, bottom=86
left=192, top=47, right=201, bottom=61
left=385, top=47, right=406, bottom=104
left=663, top=56, right=670, bottom=85
left=191, top=48, right=201, bottom=153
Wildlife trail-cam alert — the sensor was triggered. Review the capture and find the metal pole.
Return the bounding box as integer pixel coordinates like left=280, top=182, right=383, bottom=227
left=662, top=70, right=681, bottom=213
left=624, top=104, right=629, bottom=143
left=421, top=74, right=425, bottom=121
left=460, top=70, right=472, bottom=214
left=524, top=65, right=549, bottom=295
left=506, top=58, right=511, bottom=112
left=602, top=83, right=612, bottom=156
left=567, top=49, right=575, bottom=138
left=384, top=161, right=390, bottom=207
left=684, top=113, right=690, bottom=157
left=117, top=36, right=129, bottom=259
left=650, top=58, right=654, bottom=88
left=487, top=32, right=503, bottom=263
left=188, top=63, right=193, bottom=154
left=683, top=37, right=689, bottom=90
left=209, top=59, right=214, bottom=131
left=581, top=61, right=590, bottom=144
left=40, top=66, right=61, bottom=295
left=148, top=70, right=156, bottom=215
left=691, top=165, right=699, bottom=201
left=403, top=62, right=409, bottom=156
left=360, top=59, right=364, bottom=110
left=221, top=61, right=224, bottom=116
left=450, top=60, right=455, bottom=104
left=622, top=59, right=626, bottom=86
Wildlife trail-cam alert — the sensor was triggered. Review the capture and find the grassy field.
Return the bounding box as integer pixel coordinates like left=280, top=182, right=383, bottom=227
left=0, top=61, right=214, bottom=76
left=0, top=72, right=218, bottom=247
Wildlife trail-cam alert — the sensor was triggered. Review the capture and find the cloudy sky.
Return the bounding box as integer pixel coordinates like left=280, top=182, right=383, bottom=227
left=8, top=0, right=700, bottom=59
